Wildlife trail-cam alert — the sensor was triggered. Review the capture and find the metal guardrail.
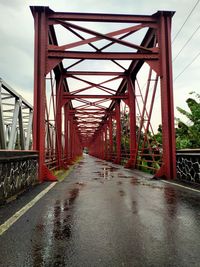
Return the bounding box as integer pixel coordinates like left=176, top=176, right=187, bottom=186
left=0, top=78, right=33, bottom=150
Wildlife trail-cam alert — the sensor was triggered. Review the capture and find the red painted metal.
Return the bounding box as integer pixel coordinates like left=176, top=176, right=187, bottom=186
left=48, top=12, right=157, bottom=23
left=156, top=12, right=176, bottom=179
left=64, top=102, right=69, bottom=166
left=108, top=116, right=113, bottom=160
left=48, top=50, right=159, bottom=60
left=31, top=6, right=176, bottom=181
left=125, top=79, right=137, bottom=168
left=115, top=100, right=121, bottom=164
left=63, top=95, right=127, bottom=99
left=50, top=21, right=152, bottom=52
left=32, top=8, right=57, bottom=181
left=65, top=71, right=125, bottom=76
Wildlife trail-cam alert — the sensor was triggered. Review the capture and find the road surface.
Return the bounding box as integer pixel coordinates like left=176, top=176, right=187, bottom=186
left=0, top=155, right=199, bottom=266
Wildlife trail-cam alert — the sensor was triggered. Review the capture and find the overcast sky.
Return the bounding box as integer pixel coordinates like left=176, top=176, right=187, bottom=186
left=0, top=0, right=199, bottom=125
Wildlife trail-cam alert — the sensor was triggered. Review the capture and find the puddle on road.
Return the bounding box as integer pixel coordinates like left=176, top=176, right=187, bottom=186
left=35, top=224, right=45, bottom=232
left=130, top=178, right=140, bottom=185
left=130, top=177, right=164, bottom=190
left=104, top=166, right=119, bottom=171
left=118, top=173, right=133, bottom=179
left=164, top=186, right=177, bottom=205
left=92, top=166, right=120, bottom=182
left=131, top=200, right=138, bottom=214
left=75, top=182, right=85, bottom=187
left=33, top=181, right=86, bottom=259
left=93, top=171, right=101, bottom=174
left=69, top=188, right=80, bottom=203
left=53, top=215, right=72, bottom=241
left=93, top=177, right=100, bottom=180
left=119, top=190, right=126, bottom=196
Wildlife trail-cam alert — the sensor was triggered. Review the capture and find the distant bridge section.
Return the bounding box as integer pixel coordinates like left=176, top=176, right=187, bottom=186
left=0, top=78, right=33, bottom=150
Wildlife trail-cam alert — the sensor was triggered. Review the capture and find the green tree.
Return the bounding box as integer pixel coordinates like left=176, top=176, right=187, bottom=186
left=154, top=124, right=162, bottom=145
left=176, top=92, right=200, bottom=149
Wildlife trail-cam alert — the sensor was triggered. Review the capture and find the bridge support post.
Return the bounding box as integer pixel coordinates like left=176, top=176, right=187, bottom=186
left=32, top=7, right=56, bottom=181
left=70, top=118, right=74, bottom=162
left=108, top=116, right=113, bottom=161
left=56, top=76, right=63, bottom=169
left=156, top=12, right=176, bottom=180
left=101, top=130, right=104, bottom=159
left=99, top=133, right=102, bottom=158
left=126, top=79, right=137, bottom=168
left=104, top=124, right=108, bottom=160
left=115, top=100, right=121, bottom=164
left=68, top=115, right=72, bottom=163
left=64, top=103, right=69, bottom=166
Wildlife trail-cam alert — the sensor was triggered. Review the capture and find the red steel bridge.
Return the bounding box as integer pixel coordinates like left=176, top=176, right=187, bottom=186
left=32, top=6, right=175, bottom=182
left=1, top=7, right=200, bottom=267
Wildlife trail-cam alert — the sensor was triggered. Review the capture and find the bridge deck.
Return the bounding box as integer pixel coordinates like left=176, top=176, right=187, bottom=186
left=0, top=155, right=200, bottom=266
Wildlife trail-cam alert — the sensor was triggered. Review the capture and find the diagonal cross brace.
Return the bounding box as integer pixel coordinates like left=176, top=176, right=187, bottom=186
left=50, top=20, right=152, bottom=52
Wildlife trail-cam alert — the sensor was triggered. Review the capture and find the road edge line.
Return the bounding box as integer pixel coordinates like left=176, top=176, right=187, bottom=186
left=0, top=182, right=57, bottom=236
left=161, top=180, right=200, bottom=193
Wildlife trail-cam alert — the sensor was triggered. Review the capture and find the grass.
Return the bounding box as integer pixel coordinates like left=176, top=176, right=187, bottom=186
left=53, top=156, right=83, bottom=182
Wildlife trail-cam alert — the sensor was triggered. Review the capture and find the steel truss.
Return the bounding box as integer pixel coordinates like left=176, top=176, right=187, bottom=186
left=31, top=7, right=176, bottom=181
left=0, top=78, right=33, bottom=150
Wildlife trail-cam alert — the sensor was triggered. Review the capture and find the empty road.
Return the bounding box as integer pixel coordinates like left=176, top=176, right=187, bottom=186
left=0, top=155, right=200, bottom=267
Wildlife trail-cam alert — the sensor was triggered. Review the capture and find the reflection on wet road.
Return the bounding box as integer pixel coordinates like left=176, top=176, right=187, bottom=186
left=0, top=154, right=200, bottom=267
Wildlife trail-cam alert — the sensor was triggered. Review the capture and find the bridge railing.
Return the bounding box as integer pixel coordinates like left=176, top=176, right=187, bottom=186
left=0, top=78, right=33, bottom=150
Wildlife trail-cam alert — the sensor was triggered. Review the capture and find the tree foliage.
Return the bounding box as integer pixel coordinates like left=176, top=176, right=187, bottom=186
left=176, top=92, right=200, bottom=149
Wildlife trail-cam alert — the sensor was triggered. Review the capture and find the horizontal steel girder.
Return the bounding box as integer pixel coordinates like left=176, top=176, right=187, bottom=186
left=48, top=50, right=159, bottom=60
left=63, top=94, right=127, bottom=99
left=47, top=12, right=157, bottom=23
left=64, top=71, right=125, bottom=76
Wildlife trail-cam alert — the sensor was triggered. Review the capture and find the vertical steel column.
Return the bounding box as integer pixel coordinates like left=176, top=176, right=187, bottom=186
left=64, top=102, right=69, bottom=165
left=68, top=116, right=71, bottom=161
left=72, top=124, right=76, bottom=162
left=73, top=124, right=76, bottom=160
left=104, top=124, right=108, bottom=160
left=103, top=130, right=105, bottom=159
left=55, top=76, right=62, bottom=168
left=157, top=12, right=176, bottom=179
left=108, top=115, right=113, bottom=161
left=98, top=134, right=101, bottom=158
left=96, top=134, right=99, bottom=158
left=126, top=79, right=137, bottom=167
left=69, top=116, right=73, bottom=162
left=115, top=100, right=121, bottom=164
left=73, top=129, right=76, bottom=159
left=99, top=134, right=103, bottom=159
left=98, top=132, right=102, bottom=159
left=32, top=8, right=48, bottom=181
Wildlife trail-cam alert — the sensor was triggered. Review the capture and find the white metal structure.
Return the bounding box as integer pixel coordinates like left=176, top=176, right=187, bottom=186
left=0, top=78, right=33, bottom=150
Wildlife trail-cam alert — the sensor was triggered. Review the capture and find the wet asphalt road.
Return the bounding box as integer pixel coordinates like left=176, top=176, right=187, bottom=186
left=0, top=155, right=200, bottom=267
